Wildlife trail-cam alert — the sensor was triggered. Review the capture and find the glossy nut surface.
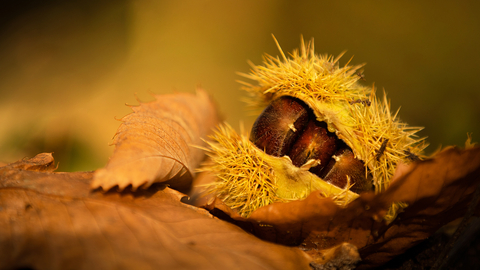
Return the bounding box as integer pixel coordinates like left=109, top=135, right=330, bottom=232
left=318, top=146, right=371, bottom=193
left=288, top=119, right=337, bottom=174
left=250, top=96, right=373, bottom=193
left=250, top=96, right=309, bottom=157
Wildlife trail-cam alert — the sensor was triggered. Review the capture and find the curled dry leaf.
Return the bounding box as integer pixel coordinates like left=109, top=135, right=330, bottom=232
left=0, top=154, right=312, bottom=270
left=197, top=146, right=480, bottom=268
left=91, top=89, right=219, bottom=191
left=0, top=152, right=56, bottom=172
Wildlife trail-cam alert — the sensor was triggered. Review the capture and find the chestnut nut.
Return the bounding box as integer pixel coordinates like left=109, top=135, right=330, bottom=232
left=250, top=96, right=372, bottom=193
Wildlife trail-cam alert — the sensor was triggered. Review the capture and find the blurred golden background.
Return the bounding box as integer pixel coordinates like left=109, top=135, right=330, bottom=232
left=1, top=0, right=479, bottom=171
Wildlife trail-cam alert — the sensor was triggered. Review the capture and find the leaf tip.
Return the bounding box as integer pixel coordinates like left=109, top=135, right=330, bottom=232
left=466, top=133, right=477, bottom=149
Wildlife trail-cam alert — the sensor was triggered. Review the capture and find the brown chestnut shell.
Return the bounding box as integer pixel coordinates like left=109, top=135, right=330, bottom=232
left=250, top=96, right=309, bottom=157
left=249, top=96, right=372, bottom=193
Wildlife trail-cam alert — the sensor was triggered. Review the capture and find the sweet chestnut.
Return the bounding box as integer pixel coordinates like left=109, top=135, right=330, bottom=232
left=250, top=96, right=371, bottom=193
left=250, top=96, right=309, bottom=157
left=201, top=38, right=427, bottom=219
left=318, top=145, right=372, bottom=193
left=288, top=119, right=337, bottom=174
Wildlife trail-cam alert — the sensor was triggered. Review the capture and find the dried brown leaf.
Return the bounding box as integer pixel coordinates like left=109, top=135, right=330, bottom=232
left=0, top=154, right=311, bottom=270
left=201, top=146, right=480, bottom=268
left=91, top=89, right=219, bottom=191
left=0, top=152, right=56, bottom=172
left=308, top=243, right=360, bottom=270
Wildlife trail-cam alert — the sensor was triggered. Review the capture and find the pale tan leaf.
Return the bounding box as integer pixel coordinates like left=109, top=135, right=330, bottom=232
left=0, top=154, right=311, bottom=270
left=91, top=89, right=219, bottom=191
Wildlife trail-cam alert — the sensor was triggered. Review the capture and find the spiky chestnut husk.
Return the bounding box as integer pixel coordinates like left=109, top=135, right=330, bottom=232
left=200, top=123, right=359, bottom=218
left=202, top=37, right=427, bottom=221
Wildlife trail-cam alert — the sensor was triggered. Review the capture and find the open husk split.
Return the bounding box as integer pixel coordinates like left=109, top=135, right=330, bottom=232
left=200, top=37, right=427, bottom=222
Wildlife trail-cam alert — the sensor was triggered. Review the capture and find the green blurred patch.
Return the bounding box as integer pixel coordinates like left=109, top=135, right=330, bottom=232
left=0, top=125, right=104, bottom=172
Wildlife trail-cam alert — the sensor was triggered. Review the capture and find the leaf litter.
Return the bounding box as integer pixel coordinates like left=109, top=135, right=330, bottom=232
left=0, top=153, right=311, bottom=270
left=1, top=89, right=480, bottom=269
left=195, top=145, right=480, bottom=268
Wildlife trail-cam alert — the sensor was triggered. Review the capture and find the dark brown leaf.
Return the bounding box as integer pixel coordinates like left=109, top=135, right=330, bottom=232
left=200, top=146, right=480, bottom=267
left=0, top=154, right=311, bottom=270
left=91, top=89, right=219, bottom=191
